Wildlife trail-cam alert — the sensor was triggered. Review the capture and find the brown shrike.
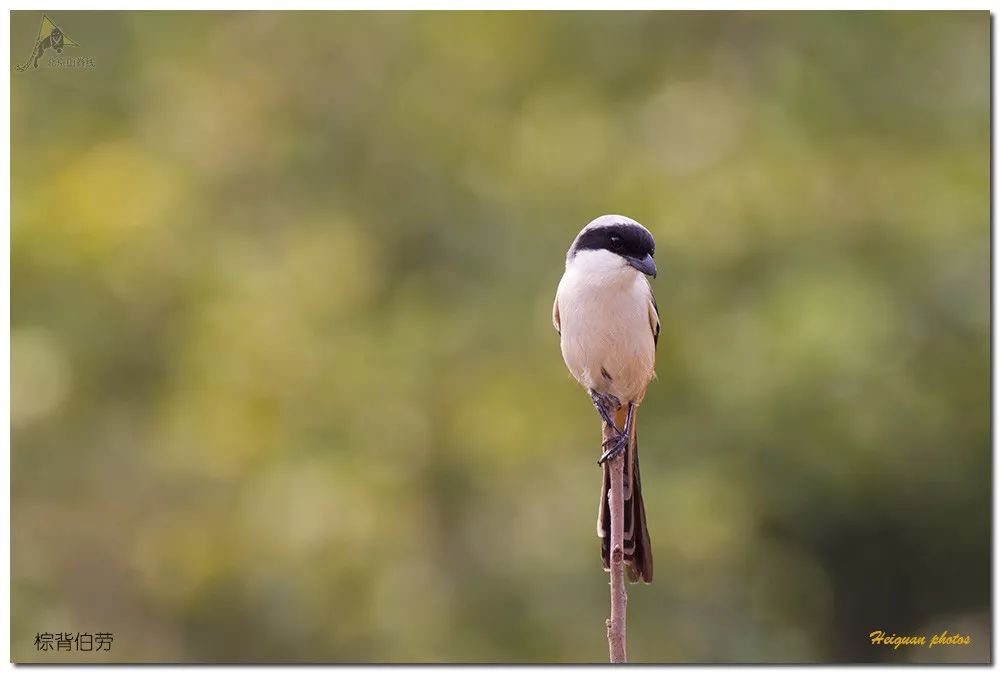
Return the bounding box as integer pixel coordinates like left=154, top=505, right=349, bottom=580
left=552, top=214, right=658, bottom=583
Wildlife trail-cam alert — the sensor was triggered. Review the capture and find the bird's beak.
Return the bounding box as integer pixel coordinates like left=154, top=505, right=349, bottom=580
left=626, top=254, right=657, bottom=278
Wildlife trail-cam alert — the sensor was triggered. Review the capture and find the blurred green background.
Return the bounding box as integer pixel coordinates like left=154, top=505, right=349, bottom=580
left=11, top=10, right=989, bottom=663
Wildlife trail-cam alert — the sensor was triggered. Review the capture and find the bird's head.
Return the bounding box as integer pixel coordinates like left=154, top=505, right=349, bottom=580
left=566, top=214, right=657, bottom=279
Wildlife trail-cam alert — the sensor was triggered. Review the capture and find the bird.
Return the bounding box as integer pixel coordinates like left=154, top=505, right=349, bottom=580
left=552, top=214, right=658, bottom=584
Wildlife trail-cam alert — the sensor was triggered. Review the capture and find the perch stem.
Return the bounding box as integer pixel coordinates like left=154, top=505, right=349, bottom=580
left=605, top=424, right=627, bottom=663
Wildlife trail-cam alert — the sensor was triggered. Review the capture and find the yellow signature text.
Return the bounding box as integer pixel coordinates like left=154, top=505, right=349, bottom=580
left=869, top=630, right=971, bottom=650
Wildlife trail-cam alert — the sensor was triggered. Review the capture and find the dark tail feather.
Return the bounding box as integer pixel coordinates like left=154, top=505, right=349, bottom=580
left=598, top=407, right=653, bottom=584
left=626, top=447, right=653, bottom=583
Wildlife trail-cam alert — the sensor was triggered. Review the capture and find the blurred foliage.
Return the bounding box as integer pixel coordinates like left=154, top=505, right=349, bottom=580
left=10, top=10, right=989, bottom=663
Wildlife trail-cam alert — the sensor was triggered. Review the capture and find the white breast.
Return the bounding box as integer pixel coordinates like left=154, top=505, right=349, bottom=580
left=555, top=250, right=656, bottom=404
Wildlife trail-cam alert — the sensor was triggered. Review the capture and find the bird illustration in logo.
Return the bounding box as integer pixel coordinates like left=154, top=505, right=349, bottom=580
left=15, top=14, right=80, bottom=72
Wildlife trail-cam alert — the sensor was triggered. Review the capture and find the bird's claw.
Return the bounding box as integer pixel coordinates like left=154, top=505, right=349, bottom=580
left=598, top=432, right=628, bottom=465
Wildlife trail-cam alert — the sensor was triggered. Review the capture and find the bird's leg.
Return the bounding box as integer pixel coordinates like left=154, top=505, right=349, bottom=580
left=598, top=402, right=634, bottom=465
left=590, top=389, right=622, bottom=433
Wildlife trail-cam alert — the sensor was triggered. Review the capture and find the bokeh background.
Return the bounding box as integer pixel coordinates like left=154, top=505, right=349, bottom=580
left=11, top=10, right=990, bottom=663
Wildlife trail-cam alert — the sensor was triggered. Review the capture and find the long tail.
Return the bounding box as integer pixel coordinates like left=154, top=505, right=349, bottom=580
left=598, top=405, right=653, bottom=583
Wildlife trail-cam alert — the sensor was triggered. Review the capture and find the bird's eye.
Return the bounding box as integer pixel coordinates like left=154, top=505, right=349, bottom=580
left=610, top=235, right=621, bottom=244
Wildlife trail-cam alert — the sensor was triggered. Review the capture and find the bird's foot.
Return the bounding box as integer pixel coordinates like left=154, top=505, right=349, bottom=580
left=598, top=431, right=628, bottom=465
left=589, top=389, right=622, bottom=432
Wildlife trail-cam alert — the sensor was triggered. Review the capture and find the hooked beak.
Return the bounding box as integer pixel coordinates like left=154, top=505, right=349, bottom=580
left=626, top=253, right=657, bottom=278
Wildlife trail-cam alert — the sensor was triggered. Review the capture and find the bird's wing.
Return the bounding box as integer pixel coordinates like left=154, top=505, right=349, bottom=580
left=648, top=293, right=660, bottom=348
left=552, top=295, right=561, bottom=335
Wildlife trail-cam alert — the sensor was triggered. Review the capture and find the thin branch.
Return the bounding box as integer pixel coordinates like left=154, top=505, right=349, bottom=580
left=604, top=425, right=627, bottom=663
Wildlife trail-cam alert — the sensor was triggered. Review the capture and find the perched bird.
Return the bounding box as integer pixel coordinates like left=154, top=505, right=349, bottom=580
left=552, top=214, right=658, bottom=583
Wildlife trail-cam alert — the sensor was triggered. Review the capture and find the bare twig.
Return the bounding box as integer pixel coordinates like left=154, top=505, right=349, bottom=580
left=604, top=424, right=627, bottom=663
